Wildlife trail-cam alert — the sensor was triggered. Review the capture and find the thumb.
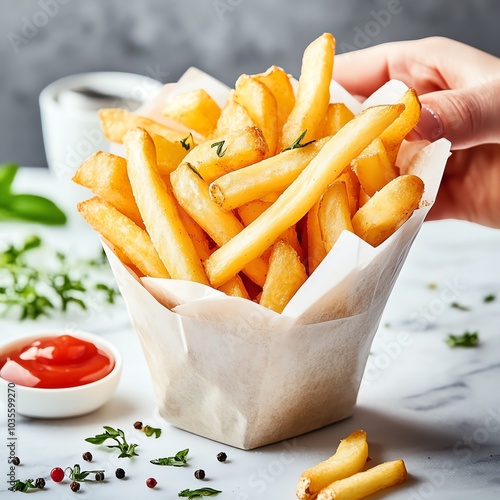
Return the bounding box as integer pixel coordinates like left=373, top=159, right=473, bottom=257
left=410, top=81, right=500, bottom=150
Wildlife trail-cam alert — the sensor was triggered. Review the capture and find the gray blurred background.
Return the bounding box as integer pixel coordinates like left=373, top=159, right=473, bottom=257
left=1, top=0, right=499, bottom=167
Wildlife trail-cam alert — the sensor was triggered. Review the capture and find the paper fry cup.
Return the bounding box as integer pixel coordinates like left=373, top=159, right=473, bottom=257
left=105, top=68, right=451, bottom=449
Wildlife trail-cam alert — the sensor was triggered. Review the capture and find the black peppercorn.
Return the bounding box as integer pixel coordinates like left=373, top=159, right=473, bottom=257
left=115, top=468, right=125, bottom=479
left=133, top=421, right=143, bottom=430
left=82, top=451, right=92, bottom=462
left=11, top=456, right=20, bottom=466
left=194, top=469, right=205, bottom=480
left=35, top=478, right=45, bottom=489
left=70, top=481, right=80, bottom=492
left=95, top=472, right=105, bottom=481
left=216, top=452, right=227, bottom=462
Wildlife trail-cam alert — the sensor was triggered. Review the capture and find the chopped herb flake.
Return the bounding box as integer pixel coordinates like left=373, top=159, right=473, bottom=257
left=446, top=331, right=479, bottom=348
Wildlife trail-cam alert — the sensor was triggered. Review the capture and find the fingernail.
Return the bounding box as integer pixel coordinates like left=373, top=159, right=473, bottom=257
left=412, top=106, right=444, bottom=142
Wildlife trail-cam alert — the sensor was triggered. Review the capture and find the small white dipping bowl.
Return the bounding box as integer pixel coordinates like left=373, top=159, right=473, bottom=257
left=0, top=330, right=122, bottom=418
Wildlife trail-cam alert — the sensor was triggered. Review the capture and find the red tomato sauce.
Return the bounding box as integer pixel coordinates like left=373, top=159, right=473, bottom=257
left=0, top=335, right=114, bottom=389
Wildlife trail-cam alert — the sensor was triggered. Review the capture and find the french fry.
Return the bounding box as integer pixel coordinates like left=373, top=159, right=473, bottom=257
left=280, top=33, right=335, bottom=150
left=124, top=127, right=209, bottom=284
left=209, top=137, right=330, bottom=211
left=176, top=204, right=213, bottom=261
left=151, top=133, right=191, bottom=176
left=306, top=200, right=326, bottom=275
left=379, top=87, right=421, bottom=163
left=337, top=170, right=360, bottom=217
left=182, top=126, right=268, bottom=184
left=218, top=275, right=250, bottom=299
left=318, top=181, right=354, bottom=252
left=234, top=74, right=279, bottom=154
left=205, top=103, right=405, bottom=287
left=254, top=65, right=295, bottom=132
left=77, top=197, right=170, bottom=279
left=99, top=108, right=187, bottom=143
left=170, top=163, right=268, bottom=287
left=352, top=174, right=424, bottom=247
left=351, top=138, right=398, bottom=196
left=316, top=459, right=408, bottom=500
left=162, top=88, right=221, bottom=138
left=214, top=90, right=256, bottom=137
left=323, top=103, right=355, bottom=137
left=260, top=239, right=307, bottom=313
left=296, top=430, right=368, bottom=500
left=73, top=151, right=144, bottom=228
left=358, top=188, right=370, bottom=208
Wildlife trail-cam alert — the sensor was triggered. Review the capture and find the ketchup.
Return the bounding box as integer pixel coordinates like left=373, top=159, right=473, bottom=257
left=0, top=335, right=114, bottom=389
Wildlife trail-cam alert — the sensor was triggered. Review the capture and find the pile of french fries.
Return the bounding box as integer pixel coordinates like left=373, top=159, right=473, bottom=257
left=296, top=430, right=407, bottom=500
left=74, top=33, right=424, bottom=314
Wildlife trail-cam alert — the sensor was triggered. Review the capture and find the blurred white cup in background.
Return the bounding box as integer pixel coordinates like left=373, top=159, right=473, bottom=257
left=39, top=72, right=162, bottom=182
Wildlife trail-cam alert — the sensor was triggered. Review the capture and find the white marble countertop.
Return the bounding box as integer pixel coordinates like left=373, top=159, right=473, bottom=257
left=1, top=168, right=499, bottom=499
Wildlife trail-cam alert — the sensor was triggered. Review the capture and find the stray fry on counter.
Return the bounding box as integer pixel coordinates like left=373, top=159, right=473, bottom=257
left=296, top=430, right=408, bottom=500
left=75, top=32, right=424, bottom=314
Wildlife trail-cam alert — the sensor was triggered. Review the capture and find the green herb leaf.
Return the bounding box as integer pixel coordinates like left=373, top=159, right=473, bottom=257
left=180, top=133, right=193, bottom=151
left=186, top=162, right=204, bottom=181
left=0, top=163, right=18, bottom=198
left=142, top=424, right=162, bottom=438
left=484, top=294, right=496, bottom=303
left=85, top=426, right=139, bottom=458
left=65, top=464, right=105, bottom=482
left=178, top=487, right=222, bottom=498
left=211, top=140, right=227, bottom=158
left=446, top=331, right=479, bottom=348
left=151, top=448, right=189, bottom=466
left=3, top=194, right=67, bottom=225
left=450, top=302, right=471, bottom=312
left=281, top=130, right=315, bottom=152
left=8, top=478, right=37, bottom=492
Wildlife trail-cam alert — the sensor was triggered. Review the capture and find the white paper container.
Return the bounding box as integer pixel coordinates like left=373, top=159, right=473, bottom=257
left=105, top=68, right=451, bottom=449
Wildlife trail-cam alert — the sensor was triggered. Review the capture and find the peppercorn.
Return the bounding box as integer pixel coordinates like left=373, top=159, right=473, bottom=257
left=216, top=452, right=227, bottom=462
left=35, top=478, right=45, bottom=489
left=133, top=421, right=143, bottom=430
left=11, top=456, right=20, bottom=466
left=146, top=477, right=157, bottom=489
left=70, top=481, right=80, bottom=492
left=115, top=468, right=125, bottom=479
left=194, top=469, right=206, bottom=480
left=82, top=451, right=93, bottom=462
left=95, top=471, right=105, bottom=481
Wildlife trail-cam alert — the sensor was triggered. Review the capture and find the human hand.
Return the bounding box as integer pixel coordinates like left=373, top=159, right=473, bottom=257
left=335, top=37, right=500, bottom=228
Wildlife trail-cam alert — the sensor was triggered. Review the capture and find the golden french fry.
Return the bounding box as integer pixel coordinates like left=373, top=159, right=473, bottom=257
left=77, top=197, right=170, bottom=279
left=170, top=163, right=268, bottom=287
left=358, top=187, right=370, bottom=208
left=162, top=89, right=221, bottom=138
left=323, top=103, right=355, bottom=137
left=151, top=132, right=191, bottom=176
left=380, top=87, right=421, bottom=163
left=296, top=430, right=368, bottom=500
left=205, top=103, right=405, bottom=287
left=218, top=275, right=250, bottom=299
left=176, top=204, right=213, bottom=261
left=351, top=138, right=398, bottom=196
left=214, top=90, right=256, bottom=137
left=210, top=137, right=329, bottom=211
left=73, top=151, right=144, bottom=228
left=352, top=174, right=424, bottom=247
left=280, top=33, right=335, bottom=150
left=337, top=170, right=360, bottom=217
left=99, top=108, right=187, bottom=143
left=254, top=65, right=295, bottom=131
left=318, top=181, right=354, bottom=252
left=316, top=459, right=408, bottom=500
left=234, top=74, right=279, bottom=154
left=307, top=200, right=326, bottom=275
left=260, top=239, right=307, bottom=313
left=182, top=126, right=268, bottom=184
left=124, top=127, right=208, bottom=284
